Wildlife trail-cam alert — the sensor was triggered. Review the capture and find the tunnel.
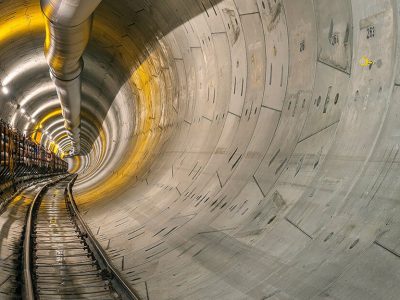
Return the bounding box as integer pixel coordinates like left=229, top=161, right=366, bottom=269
left=0, top=0, right=400, bottom=299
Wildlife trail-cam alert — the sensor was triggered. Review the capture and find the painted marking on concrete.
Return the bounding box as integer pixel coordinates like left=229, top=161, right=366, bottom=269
left=359, top=55, right=374, bottom=67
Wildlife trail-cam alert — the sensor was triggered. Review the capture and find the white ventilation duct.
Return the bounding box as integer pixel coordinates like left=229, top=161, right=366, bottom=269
left=40, top=0, right=102, bottom=155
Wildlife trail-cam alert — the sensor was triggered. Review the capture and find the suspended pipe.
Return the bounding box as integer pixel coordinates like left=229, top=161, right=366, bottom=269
left=40, top=0, right=102, bottom=155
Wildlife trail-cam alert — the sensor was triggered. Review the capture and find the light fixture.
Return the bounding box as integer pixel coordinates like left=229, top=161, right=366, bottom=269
left=31, top=118, right=36, bottom=123
left=20, top=108, right=26, bottom=114
left=2, top=86, right=9, bottom=95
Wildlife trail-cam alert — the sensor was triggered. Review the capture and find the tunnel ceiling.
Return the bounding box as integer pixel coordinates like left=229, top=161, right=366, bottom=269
left=1, top=0, right=400, bottom=299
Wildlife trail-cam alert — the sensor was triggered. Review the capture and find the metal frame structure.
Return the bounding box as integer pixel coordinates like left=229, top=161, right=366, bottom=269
left=0, top=119, right=68, bottom=185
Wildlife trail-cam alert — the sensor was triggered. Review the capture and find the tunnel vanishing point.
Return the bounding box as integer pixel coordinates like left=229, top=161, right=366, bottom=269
left=0, top=0, right=400, bottom=299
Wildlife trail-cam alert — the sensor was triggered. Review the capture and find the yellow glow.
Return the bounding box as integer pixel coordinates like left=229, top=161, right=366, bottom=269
left=34, top=131, right=42, bottom=144
left=0, top=5, right=44, bottom=44
left=45, top=15, right=63, bottom=71
left=49, top=141, right=55, bottom=152
left=0, top=3, right=163, bottom=201
left=44, top=17, right=50, bottom=52
left=38, top=109, right=62, bottom=127
left=0, top=5, right=165, bottom=204
left=54, top=133, right=68, bottom=144
left=32, top=109, right=62, bottom=155
left=54, top=143, right=59, bottom=154
left=76, top=55, right=163, bottom=204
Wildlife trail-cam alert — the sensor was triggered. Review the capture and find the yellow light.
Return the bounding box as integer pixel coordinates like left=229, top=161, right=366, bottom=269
left=0, top=5, right=44, bottom=45
left=76, top=56, right=162, bottom=204
left=34, top=131, right=42, bottom=144
left=33, top=109, right=62, bottom=154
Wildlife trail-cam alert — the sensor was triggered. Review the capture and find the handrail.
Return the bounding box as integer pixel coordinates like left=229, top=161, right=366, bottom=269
left=65, top=174, right=140, bottom=300
left=22, top=175, right=68, bottom=300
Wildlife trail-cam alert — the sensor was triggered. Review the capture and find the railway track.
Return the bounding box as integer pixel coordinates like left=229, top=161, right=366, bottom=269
left=19, top=175, right=139, bottom=300
left=0, top=178, right=56, bottom=298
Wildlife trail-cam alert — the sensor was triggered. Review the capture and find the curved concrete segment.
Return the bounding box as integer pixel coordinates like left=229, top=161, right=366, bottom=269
left=1, top=0, right=400, bottom=299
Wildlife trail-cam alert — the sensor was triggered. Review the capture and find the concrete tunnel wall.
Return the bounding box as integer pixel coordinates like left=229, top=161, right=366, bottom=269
left=1, top=0, right=400, bottom=299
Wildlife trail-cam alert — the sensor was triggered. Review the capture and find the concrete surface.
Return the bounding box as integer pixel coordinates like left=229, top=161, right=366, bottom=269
left=1, top=0, right=400, bottom=299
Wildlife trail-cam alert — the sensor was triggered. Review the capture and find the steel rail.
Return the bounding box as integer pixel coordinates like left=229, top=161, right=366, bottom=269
left=22, top=175, right=69, bottom=300
left=65, top=174, right=140, bottom=300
